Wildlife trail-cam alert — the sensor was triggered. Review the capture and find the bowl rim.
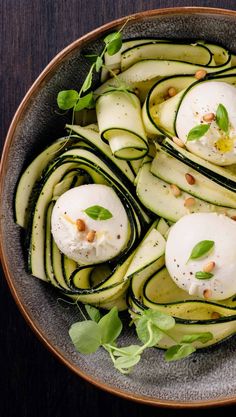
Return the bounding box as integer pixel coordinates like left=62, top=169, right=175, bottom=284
left=1, top=6, right=236, bottom=408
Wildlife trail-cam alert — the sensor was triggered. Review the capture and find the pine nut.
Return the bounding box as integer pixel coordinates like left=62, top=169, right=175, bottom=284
left=195, top=69, right=207, bottom=80
left=86, top=230, right=96, bottom=242
left=231, top=215, right=236, bottom=221
left=203, top=289, right=212, bottom=299
left=76, top=218, right=86, bottom=232
left=134, top=88, right=140, bottom=96
left=211, top=311, right=221, bottom=319
left=170, top=184, right=181, bottom=197
left=168, top=87, right=177, bottom=97
left=203, top=113, right=215, bottom=122
left=184, top=197, right=196, bottom=208
left=203, top=261, right=215, bottom=273
left=172, top=136, right=185, bottom=148
left=185, top=173, right=195, bottom=185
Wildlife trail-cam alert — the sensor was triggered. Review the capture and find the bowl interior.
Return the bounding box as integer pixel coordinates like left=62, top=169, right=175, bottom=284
left=1, top=8, right=236, bottom=407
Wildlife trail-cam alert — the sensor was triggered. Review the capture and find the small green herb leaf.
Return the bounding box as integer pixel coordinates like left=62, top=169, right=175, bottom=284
left=95, top=56, right=103, bottom=72
left=165, top=344, right=196, bottom=362
left=69, top=321, right=101, bottom=354
left=187, top=123, right=210, bottom=141
left=216, top=103, right=229, bottom=133
left=84, top=205, right=113, bottom=220
left=114, top=354, right=141, bottom=373
left=74, top=92, right=94, bottom=111
left=98, top=307, right=122, bottom=344
left=136, top=318, right=163, bottom=347
left=189, top=240, right=215, bottom=260
left=81, top=68, right=94, bottom=93
left=85, top=305, right=102, bottom=323
left=181, top=332, right=213, bottom=344
left=104, top=32, right=122, bottom=55
left=143, top=309, right=175, bottom=331
left=195, top=271, right=214, bottom=280
left=113, top=345, right=141, bottom=357
left=57, top=90, right=79, bottom=110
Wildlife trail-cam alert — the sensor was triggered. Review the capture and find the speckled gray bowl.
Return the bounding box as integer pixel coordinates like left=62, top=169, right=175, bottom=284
left=1, top=7, right=236, bottom=408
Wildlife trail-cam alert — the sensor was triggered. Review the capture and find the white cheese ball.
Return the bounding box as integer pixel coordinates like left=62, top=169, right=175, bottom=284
left=165, top=213, right=236, bottom=300
left=176, top=81, right=236, bottom=165
left=51, top=184, right=130, bottom=265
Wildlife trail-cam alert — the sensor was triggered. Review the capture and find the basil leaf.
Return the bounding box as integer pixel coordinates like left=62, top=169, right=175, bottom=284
left=104, top=32, right=122, bottom=56
left=57, top=90, right=79, bottom=110
left=195, top=271, right=214, bottom=280
left=114, top=354, right=141, bottom=371
left=216, top=103, right=229, bottom=133
left=187, top=123, right=210, bottom=141
left=113, top=345, right=141, bottom=357
left=189, top=240, right=215, bottom=260
left=136, top=318, right=163, bottom=347
left=69, top=321, right=101, bottom=354
left=143, top=309, right=175, bottom=331
left=74, top=92, right=94, bottom=111
left=181, top=332, right=213, bottom=344
left=95, top=56, right=103, bottom=72
left=84, top=205, right=113, bottom=220
left=165, top=344, right=196, bottom=362
left=85, top=305, right=101, bottom=323
left=98, top=307, right=122, bottom=344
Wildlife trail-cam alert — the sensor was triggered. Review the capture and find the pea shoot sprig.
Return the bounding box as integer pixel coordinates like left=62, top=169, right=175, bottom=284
left=57, top=21, right=130, bottom=116
left=69, top=305, right=213, bottom=374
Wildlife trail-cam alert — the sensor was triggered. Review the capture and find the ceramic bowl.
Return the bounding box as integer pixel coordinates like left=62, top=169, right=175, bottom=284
left=1, top=7, right=236, bottom=408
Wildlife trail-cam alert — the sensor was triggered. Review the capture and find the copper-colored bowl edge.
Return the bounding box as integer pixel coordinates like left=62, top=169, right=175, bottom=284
left=1, top=6, right=236, bottom=408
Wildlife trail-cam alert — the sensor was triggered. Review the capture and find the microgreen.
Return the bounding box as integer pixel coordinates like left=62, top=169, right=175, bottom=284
left=69, top=305, right=212, bottom=374
left=84, top=205, right=113, bottom=220
left=216, top=103, right=229, bottom=133
left=104, top=32, right=123, bottom=56
left=57, top=90, right=79, bottom=110
left=188, top=240, right=215, bottom=261
left=187, top=123, right=210, bottom=141
left=195, top=271, right=214, bottom=280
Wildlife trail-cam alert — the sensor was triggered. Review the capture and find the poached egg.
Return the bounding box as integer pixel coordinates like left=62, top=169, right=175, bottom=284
left=51, top=184, right=130, bottom=265
left=165, top=213, right=236, bottom=300
left=176, top=81, right=236, bottom=166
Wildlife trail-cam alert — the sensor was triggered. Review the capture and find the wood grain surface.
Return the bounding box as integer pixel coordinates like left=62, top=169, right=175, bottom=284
left=1, top=1, right=236, bottom=416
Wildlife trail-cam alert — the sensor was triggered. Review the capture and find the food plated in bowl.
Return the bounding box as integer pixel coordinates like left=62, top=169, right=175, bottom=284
left=1, top=7, right=236, bottom=407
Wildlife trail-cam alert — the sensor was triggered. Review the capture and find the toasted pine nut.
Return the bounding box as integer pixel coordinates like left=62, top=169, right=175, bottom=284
left=195, top=69, right=207, bottom=80
left=184, top=197, right=196, bottom=208
left=203, top=261, right=215, bottom=273
left=185, top=173, right=196, bottom=185
left=203, top=112, right=215, bottom=122
left=76, top=218, right=86, bottom=232
left=231, top=215, right=236, bottom=221
left=203, top=289, right=212, bottom=299
left=172, top=136, right=185, bottom=148
left=170, top=184, right=181, bottom=197
left=168, top=87, right=177, bottom=97
left=134, top=88, right=140, bottom=96
left=211, top=311, right=221, bottom=319
left=86, top=230, right=96, bottom=242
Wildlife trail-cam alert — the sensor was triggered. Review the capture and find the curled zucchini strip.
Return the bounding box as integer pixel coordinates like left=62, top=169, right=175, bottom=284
left=96, top=90, right=148, bottom=160
left=121, top=42, right=212, bottom=71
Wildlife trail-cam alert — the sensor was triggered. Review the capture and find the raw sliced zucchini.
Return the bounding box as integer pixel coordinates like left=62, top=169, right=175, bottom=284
left=151, top=146, right=236, bottom=208
left=121, top=42, right=212, bottom=71
left=136, top=161, right=236, bottom=222
left=66, top=124, right=136, bottom=183
left=162, top=138, right=236, bottom=192
left=96, top=90, right=148, bottom=160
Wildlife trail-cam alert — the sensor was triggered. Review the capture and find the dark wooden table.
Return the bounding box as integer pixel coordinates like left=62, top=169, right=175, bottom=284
left=1, top=1, right=236, bottom=415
